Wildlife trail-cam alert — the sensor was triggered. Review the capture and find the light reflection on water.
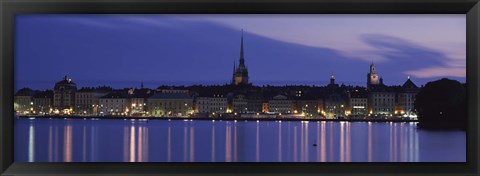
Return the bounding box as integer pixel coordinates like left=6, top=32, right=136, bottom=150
left=15, top=118, right=466, bottom=162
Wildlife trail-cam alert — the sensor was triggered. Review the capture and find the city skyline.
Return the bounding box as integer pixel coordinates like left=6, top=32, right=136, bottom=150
left=15, top=14, right=466, bottom=91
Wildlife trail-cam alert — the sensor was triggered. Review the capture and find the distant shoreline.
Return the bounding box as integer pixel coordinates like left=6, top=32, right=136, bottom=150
left=17, top=115, right=418, bottom=123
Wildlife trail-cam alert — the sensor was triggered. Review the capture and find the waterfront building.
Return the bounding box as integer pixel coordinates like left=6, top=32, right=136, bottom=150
left=292, top=88, right=323, bottom=118
left=196, top=97, right=211, bottom=113
left=232, top=94, right=248, bottom=113
left=53, top=76, right=77, bottom=115
left=268, top=94, right=293, bottom=114
left=395, top=77, right=419, bottom=118
left=324, top=74, right=348, bottom=119
left=246, top=92, right=263, bottom=113
left=348, top=88, right=368, bottom=118
left=130, top=96, right=147, bottom=116
left=211, top=94, right=228, bottom=113
left=195, top=94, right=228, bottom=114
left=99, top=92, right=131, bottom=116
left=14, top=88, right=36, bottom=115
left=147, top=92, right=193, bottom=117
left=33, top=90, right=53, bottom=115
left=324, top=93, right=347, bottom=119
left=232, top=30, right=249, bottom=85
left=293, top=99, right=323, bottom=118
left=368, top=86, right=395, bottom=117
left=130, top=86, right=153, bottom=116
left=75, top=87, right=110, bottom=116
left=262, top=101, right=269, bottom=113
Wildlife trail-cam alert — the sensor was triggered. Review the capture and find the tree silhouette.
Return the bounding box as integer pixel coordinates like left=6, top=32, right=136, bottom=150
left=414, top=78, right=466, bottom=130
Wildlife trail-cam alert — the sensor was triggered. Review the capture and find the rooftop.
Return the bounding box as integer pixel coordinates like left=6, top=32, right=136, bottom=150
left=148, top=93, right=191, bottom=100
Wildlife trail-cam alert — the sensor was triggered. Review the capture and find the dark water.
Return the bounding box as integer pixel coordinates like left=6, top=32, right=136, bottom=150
left=14, top=118, right=465, bottom=162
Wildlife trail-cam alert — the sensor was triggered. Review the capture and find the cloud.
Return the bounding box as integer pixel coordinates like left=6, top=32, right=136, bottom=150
left=405, top=67, right=466, bottom=78
left=359, top=34, right=465, bottom=78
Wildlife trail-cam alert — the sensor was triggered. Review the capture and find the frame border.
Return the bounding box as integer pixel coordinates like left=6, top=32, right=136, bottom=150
left=1, top=0, right=479, bottom=175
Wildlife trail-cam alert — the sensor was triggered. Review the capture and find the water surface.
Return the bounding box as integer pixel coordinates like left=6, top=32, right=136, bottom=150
left=14, top=118, right=466, bottom=162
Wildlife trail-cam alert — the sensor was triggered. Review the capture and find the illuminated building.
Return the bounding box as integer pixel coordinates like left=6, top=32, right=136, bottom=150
left=75, top=87, right=110, bottom=116
left=33, top=90, right=53, bottom=115
left=348, top=88, right=368, bottom=118
left=395, top=76, right=419, bottom=118
left=324, top=74, right=348, bottom=119
left=324, top=93, right=347, bottom=119
left=196, top=94, right=228, bottom=114
left=53, top=76, right=77, bottom=114
left=268, top=94, right=293, bottom=114
left=232, top=94, right=248, bottom=113
left=99, top=92, right=131, bottom=116
left=147, top=91, right=193, bottom=117
left=262, top=101, right=269, bottom=113
left=368, top=86, right=395, bottom=117
left=14, top=88, right=36, bottom=115
left=196, top=97, right=211, bottom=113
left=129, top=85, right=153, bottom=116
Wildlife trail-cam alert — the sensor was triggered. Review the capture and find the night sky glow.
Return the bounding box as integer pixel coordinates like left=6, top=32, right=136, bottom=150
left=15, top=14, right=466, bottom=91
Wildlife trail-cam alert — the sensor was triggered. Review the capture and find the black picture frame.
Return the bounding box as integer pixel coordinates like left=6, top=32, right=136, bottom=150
left=1, top=0, right=479, bottom=175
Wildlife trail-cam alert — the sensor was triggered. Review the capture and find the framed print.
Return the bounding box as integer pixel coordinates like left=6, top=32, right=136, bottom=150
left=1, top=0, right=479, bottom=175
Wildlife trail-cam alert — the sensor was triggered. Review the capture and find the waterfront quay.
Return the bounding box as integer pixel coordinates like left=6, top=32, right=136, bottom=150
left=17, top=114, right=418, bottom=123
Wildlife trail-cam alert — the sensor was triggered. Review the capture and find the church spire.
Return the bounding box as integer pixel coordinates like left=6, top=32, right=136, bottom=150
left=232, top=60, right=236, bottom=84
left=370, top=62, right=376, bottom=74
left=232, top=30, right=249, bottom=86
left=239, top=29, right=245, bottom=66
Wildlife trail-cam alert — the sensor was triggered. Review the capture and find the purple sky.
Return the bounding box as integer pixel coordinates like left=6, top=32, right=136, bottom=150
left=15, top=14, right=466, bottom=91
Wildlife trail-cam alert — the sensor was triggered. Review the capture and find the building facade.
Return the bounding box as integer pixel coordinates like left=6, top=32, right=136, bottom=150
left=324, top=93, right=347, bottom=119
left=368, top=88, right=396, bottom=116
left=196, top=97, right=211, bottom=113
left=323, top=75, right=347, bottom=119
left=232, top=94, right=248, bottom=113
left=293, top=99, right=323, bottom=118
left=99, top=92, right=130, bottom=116
left=14, top=88, right=36, bottom=115
left=33, top=90, right=53, bottom=115
left=348, top=89, right=368, bottom=118
left=147, top=92, right=193, bottom=117
left=395, top=77, right=419, bottom=118
left=75, top=88, right=109, bottom=115
left=210, top=94, right=228, bottom=113
left=246, top=93, right=263, bottom=113
left=268, top=95, right=293, bottom=114
left=53, top=76, right=77, bottom=114
left=195, top=95, right=228, bottom=114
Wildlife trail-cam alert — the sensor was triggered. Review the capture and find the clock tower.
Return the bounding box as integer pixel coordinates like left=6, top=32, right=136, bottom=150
left=367, top=63, right=380, bottom=89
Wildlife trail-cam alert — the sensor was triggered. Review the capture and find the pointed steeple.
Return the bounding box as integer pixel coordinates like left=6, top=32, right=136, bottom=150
left=232, top=60, right=236, bottom=84
left=239, top=29, right=245, bottom=66
left=140, top=81, right=144, bottom=89
left=370, top=62, right=375, bottom=73
left=330, top=74, right=335, bottom=85
left=232, top=29, right=249, bottom=86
